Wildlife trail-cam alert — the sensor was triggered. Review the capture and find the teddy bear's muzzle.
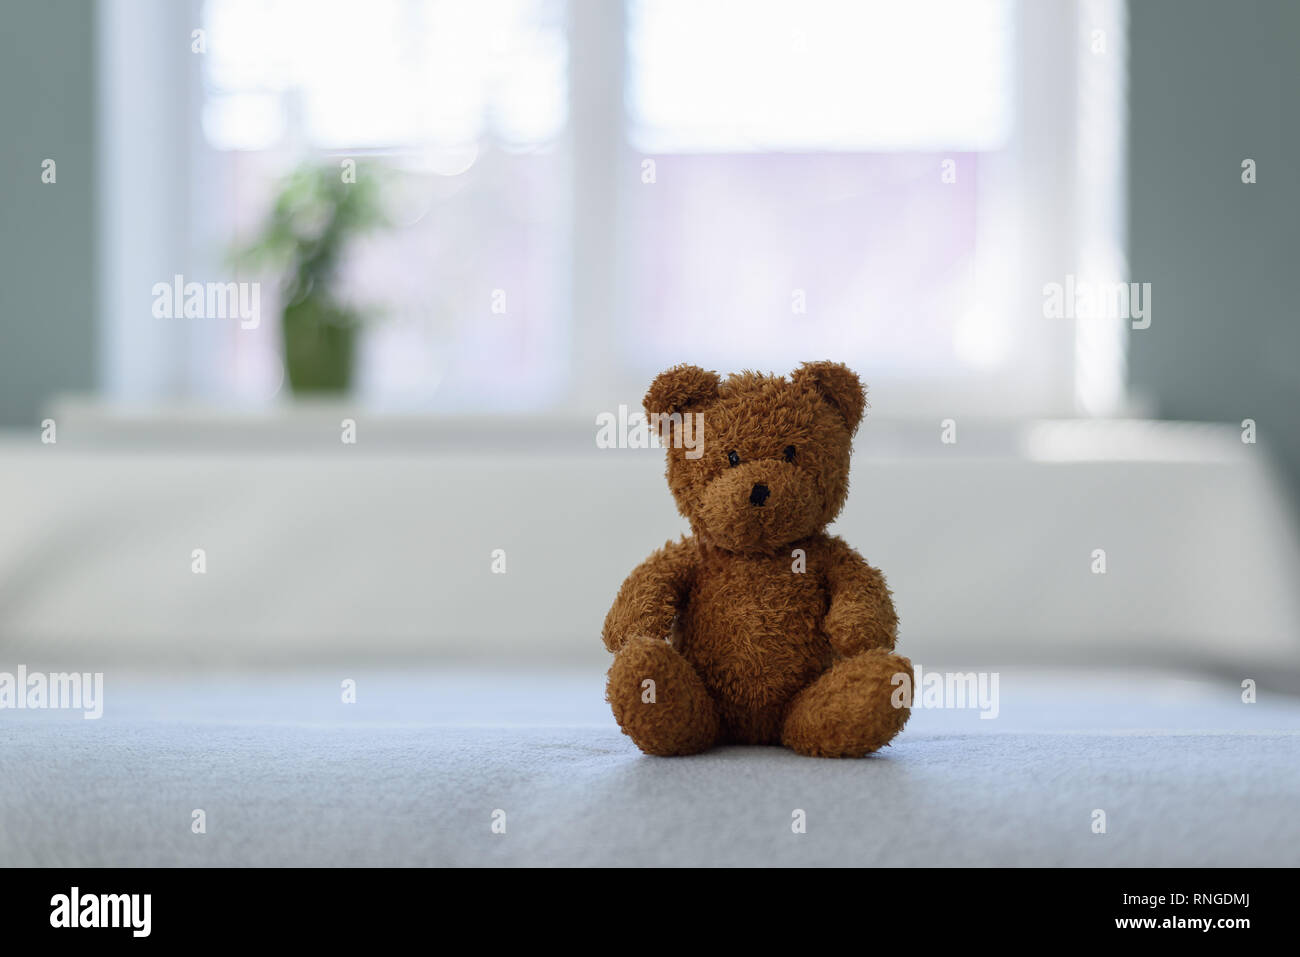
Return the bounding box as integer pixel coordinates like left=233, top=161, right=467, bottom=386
left=696, top=466, right=821, bottom=551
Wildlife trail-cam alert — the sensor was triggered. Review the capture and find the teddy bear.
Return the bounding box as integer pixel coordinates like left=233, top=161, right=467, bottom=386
left=602, top=361, right=912, bottom=758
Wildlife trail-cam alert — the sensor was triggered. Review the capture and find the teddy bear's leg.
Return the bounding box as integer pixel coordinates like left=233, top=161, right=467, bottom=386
left=606, top=636, right=721, bottom=756
left=780, top=650, right=912, bottom=758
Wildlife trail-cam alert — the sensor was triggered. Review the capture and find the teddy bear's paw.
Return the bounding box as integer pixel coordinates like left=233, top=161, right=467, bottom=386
left=606, top=636, right=721, bottom=756
left=780, top=650, right=913, bottom=758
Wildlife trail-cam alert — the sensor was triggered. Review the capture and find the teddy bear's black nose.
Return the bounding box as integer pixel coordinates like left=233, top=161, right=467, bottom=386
left=749, top=483, right=770, bottom=506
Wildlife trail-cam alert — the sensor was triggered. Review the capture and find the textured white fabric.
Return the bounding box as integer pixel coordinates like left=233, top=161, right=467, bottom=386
left=3, top=667, right=1298, bottom=866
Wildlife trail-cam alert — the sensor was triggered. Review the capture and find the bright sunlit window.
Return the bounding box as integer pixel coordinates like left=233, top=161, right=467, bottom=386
left=619, top=0, right=1027, bottom=396
left=627, top=0, right=1014, bottom=153
left=202, top=0, right=567, bottom=151
left=98, top=0, right=1121, bottom=416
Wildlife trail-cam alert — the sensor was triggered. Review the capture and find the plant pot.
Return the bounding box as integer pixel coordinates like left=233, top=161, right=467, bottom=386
left=282, top=298, right=357, bottom=394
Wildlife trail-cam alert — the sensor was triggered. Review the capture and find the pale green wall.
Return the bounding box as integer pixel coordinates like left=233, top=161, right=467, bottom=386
left=1127, top=0, right=1300, bottom=503
left=0, top=0, right=97, bottom=426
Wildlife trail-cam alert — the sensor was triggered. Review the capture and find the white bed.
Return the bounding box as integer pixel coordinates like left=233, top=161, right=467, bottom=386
left=2, top=414, right=1299, bottom=866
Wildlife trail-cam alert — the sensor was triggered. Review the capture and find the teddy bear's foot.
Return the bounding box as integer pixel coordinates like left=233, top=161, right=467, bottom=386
left=781, top=650, right=912, bottom=758
left=607, top=636, right=721, bottom=756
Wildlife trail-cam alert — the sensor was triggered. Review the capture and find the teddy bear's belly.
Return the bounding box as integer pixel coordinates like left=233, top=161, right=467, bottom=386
left=678, top=569, right=832, bottom=742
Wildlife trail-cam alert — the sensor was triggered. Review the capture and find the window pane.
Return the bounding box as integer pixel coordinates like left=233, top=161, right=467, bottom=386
left=623, top=153, right=989, bottom=375
left=203, top=0, right=567, bottom=151
left=197, top=0, right=569, bottom=409
left=623, top=0, right=1019, bottom=388
left=628, top=0, right=1014, bottom=153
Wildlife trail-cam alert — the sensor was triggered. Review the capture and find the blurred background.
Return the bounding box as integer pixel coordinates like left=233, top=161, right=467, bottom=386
left=1, top=0, right=1298, bottom=681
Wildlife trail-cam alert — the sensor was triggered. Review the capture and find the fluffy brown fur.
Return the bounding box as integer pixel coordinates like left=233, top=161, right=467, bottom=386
left=603, top=361, right=911, bottom=758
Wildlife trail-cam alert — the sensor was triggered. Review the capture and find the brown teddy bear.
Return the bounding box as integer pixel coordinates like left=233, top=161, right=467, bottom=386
left=602, top=361, right=912, bottom=757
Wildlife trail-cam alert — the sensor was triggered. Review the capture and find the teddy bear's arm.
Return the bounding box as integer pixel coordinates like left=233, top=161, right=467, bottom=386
left=822, top=537, right=899, bottom=656
left=601, top=538, right=699, bottom=652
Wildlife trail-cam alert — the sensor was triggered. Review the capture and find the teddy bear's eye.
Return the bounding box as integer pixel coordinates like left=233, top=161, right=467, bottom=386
left=727, top=450, right=740, bottom=467
left=783, top=445, right=797, bottom=462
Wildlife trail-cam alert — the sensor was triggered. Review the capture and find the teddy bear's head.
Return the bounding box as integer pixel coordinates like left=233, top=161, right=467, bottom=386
left=644, top=361, right=867, bottom=554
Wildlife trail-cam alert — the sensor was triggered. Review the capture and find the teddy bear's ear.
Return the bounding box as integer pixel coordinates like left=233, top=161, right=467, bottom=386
left=791, top=361, right=867, bottom=435
left=643, top=364, right=721, bottom=443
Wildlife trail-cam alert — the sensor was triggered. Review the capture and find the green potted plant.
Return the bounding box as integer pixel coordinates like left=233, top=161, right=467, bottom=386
left=234, top=161, right=386, bottom=394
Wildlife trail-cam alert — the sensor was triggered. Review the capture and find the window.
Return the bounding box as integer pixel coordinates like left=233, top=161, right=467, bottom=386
left=99, top=0, right=1125, bottom=417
